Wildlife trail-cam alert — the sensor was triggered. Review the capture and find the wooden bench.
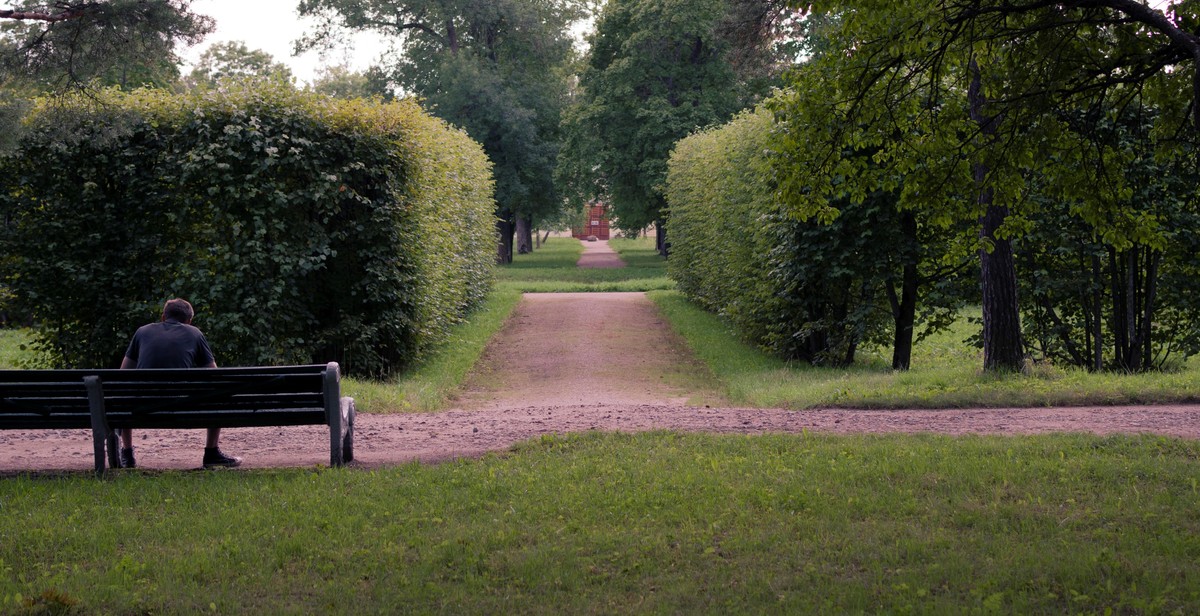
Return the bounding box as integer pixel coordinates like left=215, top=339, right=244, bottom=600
left=0, top=362, right=354, bottom=474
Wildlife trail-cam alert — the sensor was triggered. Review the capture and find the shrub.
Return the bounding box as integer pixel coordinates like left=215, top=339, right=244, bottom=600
left=666, top=107, right=947, bottom=366
left=0, top=82, right=495, bottom=377
left=668, top=106, right=895, bottom=365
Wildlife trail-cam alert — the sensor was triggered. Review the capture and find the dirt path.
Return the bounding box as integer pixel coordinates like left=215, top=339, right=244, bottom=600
left=3, top=289, right=1199, bottom=474
left=453, top=292, right=717, bottom=409
left=576, top=239, right=626, bottom=268
left=6, top=403, right=1199, bottom=473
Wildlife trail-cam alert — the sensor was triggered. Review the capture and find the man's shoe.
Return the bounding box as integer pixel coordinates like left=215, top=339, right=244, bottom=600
left=120, top=448, right=136, bottom=469
left=202, top=447, right=242, bottom=469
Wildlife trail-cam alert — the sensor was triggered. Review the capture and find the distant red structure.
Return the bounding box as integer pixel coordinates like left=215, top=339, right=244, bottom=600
left=572, top=202, right=610, bottom=240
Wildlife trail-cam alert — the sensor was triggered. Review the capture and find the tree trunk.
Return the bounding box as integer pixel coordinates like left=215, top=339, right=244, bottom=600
left=1091, top=254, right=1104, bottom=371
left=1124, top=245, right=1143, bottom=371
left=1111, top=246, right=1161, bottom=372
left=1109, top=246, right=1129, bottom=369
left=977, top=199, right=1024, bottom=371
left=969, top=59, right=1024, bottom=372
left=496, top=215, right=515, bottom=265
left=655, top=219, right=669, bottom=257
left=887, top=212, right=919, bottom=371
left=516, top=215, right=533, bottom=254
left=1141, top=251, right=1160, bottom=368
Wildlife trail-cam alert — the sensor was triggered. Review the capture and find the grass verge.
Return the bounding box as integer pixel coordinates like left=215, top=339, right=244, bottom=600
left=497, top=236, right=673, bottom=292
left=0, top=329, right=31, bottom=369
left=649, top=290, right=1200, bottom=409
left=3, top=432, right=1198, bottom=614
left=342, top=288, right=521, bottom=413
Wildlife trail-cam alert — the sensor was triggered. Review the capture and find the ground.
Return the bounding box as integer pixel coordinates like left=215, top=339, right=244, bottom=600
left=3, top=241, right=1198, bottom=473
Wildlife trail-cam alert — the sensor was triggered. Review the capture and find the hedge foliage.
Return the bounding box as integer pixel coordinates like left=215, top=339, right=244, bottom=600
left=666, top=108, right=782, bottom=349
left=0, top=82, right=496, bottom=377
left=666, top=107, right=897, bottom=365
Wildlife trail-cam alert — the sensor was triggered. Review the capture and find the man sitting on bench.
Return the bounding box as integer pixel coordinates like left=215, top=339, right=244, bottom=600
left=118, top=298, right=243, bottom=469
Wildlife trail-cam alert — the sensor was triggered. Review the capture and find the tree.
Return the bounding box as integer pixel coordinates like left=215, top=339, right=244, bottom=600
left=296, top=0, right=587, bottom=263
left=187, top=41, right=294, bottom=88
left=559, top=0, right=777, bottom=255
left=0, top=0, right=212, bottom=90
left=309, top=63, right=392, bottom=99
left=772, top=0, right=1200, bottom=372
left=1018, top=106, right=1200, bottom=371
left=560, top=0, right=797, bottom=253
left=1, top=1, right=211, bottom=149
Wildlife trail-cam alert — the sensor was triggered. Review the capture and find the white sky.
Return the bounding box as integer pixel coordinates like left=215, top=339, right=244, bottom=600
left=181, top=0, right=392, bottom=85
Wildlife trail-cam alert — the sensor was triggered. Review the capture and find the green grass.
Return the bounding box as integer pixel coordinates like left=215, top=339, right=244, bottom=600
left=3, top=432, right=1199, bottom=614
left=650, top=290, right=1200, bottom=409
left=0, top=329, right=31, bottom=369
left=342, top=288, right=522, bottom=413
left=6, top=238, right=1200, bottom=614
left=496, top=236, right=674, bottom=292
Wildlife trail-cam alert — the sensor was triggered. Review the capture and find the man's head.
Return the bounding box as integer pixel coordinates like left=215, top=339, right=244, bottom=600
left=162, top=298, right=195, bottom=324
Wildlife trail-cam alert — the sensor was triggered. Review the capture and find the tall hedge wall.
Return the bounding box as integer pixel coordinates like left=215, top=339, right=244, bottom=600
left=0, top=83, right=496, bottom=377
left=666, top=107, right=782, bottom=347
left=666, top=107, right=896, bottom=365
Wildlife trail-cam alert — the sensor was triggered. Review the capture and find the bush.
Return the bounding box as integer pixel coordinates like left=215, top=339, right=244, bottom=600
left=0, top=82, right=496, bottom=377
left=666, top=107, right=947, bottom=366
left=668, top=107, right=895, bottom=365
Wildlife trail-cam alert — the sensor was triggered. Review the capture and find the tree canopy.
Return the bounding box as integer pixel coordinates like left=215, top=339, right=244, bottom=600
left=309, top=63, right=392, bottom=99
left=558, top=0, right=787, bottom=248
left=0, top=0, right=212, bottom=90
left=771, top=0, right=1200, bottom=371
left=187, top=40, right=294, bottom=88
left=297, top=0, right=589, bottom=262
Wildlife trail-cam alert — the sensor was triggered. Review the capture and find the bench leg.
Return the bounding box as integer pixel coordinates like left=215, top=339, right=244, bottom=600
left=85, top=376, right=109, bottom=475
left=90, top=429, right=107, bottom=475
left=329, top=397, right=356, bottom=467
left=342, top=397, right=355, bottom=463
left=330, top=405, right=343, bottom=468
left=106, top=430, right=120, bottom=469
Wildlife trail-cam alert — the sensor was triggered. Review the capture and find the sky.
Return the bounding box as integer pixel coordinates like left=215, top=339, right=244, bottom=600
left=181, top=0, right=392, bottom=85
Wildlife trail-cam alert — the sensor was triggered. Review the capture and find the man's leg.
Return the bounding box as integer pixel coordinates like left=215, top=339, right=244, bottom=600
left=118, top=429, right=135, bottom=468
left=202, top=427, right=241, bottom=468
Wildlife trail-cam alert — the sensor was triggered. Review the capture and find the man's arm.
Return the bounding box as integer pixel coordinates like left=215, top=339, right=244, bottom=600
left=120, top=357, right=134, bottom=369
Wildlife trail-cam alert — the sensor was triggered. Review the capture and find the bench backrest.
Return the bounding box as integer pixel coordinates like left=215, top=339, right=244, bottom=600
left=0, top=372, right=92, bottom=429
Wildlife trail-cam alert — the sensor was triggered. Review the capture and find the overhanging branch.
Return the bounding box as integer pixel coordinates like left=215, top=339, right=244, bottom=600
left=0, top=7, right=89, bottom=23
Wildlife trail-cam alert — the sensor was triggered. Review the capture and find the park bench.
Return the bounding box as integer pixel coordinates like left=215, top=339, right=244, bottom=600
left=0, top=363, right=354, bottom=474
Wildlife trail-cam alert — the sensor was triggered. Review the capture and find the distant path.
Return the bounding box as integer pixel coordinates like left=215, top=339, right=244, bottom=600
left=453, top=292, right=714, bottom=409
left=576, top=239, right=625, bottom=268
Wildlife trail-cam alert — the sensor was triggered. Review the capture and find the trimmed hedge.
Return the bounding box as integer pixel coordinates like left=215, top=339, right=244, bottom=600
left=666, top=107, right=896, bottom=365
left=0, top=82, right=496, bottom=377
left=666, top=108, right=782, bottom=348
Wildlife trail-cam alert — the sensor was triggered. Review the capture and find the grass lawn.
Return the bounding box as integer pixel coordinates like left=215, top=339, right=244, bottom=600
left=0, top=329, right=30, bottom=369
left=649, top=291, right=1200, bottom=409
left=3, top=432, right=1199, bottom=614
left=4, top=236, right=1200, bottom=613
left=496, top=236, right=673, bottom=292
